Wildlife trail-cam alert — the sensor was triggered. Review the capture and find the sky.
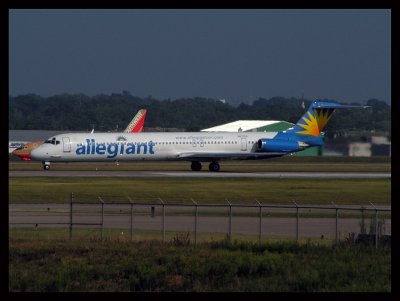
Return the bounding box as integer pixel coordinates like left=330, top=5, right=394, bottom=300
left=9, top=9, right=391, bottom=104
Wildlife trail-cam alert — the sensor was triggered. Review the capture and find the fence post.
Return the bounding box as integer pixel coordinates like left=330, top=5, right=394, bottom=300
left=69, top=192, right=74, bottom=241
left=191, top=198, right=198, bottom=247
left=159, top=198, right=165, bottom=243
left=226, top=199, right=232, bottom=242
left=256, top=199, right=262, bottom=245
left=332, top=202, right=339, bottom=244
left=370, top=202, right=378, bottom=248
left=293, top=201, right=299, bottom=242
left=128, top=196, right=134, bottom=241
left=98, top=196, right=104, bottom=241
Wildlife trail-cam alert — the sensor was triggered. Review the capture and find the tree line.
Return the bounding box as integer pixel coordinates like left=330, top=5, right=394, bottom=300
left=9, top=94, right=391, bottom=134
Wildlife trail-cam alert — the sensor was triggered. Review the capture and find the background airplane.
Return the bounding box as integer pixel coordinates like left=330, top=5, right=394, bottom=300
left=30, top=101, right=368, bottom=171
left=8, top=141, right=28, bottom=154
left=12, top=109, right=147, bottom=161
left=11, top=141, right=44, bottom=161
left=123, top=109, right=146, bottom=133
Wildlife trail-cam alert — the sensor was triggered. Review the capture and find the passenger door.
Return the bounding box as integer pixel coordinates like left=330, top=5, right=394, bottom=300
left=62, top=137, right=71, bottom=152
left=241, top=138, right=247, bottom=151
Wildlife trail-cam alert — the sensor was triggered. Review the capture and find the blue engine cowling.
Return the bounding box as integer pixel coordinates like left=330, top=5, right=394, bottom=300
left=257, top=139, right=302, bottom=152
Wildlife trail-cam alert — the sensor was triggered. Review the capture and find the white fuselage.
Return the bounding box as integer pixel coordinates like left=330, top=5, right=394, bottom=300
left=30, top=132, right=278, bottom=162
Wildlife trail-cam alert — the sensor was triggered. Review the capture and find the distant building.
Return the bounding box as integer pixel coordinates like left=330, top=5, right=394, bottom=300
left=371, top=136, right=390, bottom=144
left=348, top=143, right=371, bottom=157
left=347, top=136, right=391, bottom=157
left=370, top=136, right=391, bottom=156
left=201, top=120, right=295, bottom=133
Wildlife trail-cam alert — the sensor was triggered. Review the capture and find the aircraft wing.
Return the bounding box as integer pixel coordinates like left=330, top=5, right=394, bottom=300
left=176, top=151, right=287, bottom=161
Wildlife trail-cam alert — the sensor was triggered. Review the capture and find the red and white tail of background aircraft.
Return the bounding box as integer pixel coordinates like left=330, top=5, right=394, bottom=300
left=11, top=109, right=147, bottom=161
left=123, top=109, right=147, bottom=133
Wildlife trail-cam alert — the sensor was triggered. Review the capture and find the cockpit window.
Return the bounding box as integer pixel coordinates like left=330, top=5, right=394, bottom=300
left=44, top=137, right=60, bottom=145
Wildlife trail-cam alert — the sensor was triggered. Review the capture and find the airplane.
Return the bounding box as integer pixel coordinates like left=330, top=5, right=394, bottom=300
left=30, top=101, right=369, bottom=171
left=11, top=141, right=44, bottom=161
left=123, top=109, right=146, bottom=133
left=8, top=141, right=28, bottom=153
left=11, top=109, right=147, bottom=161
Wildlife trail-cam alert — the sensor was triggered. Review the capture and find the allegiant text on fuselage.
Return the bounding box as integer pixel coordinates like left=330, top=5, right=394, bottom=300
left=76, top=139, right=155, bottom=158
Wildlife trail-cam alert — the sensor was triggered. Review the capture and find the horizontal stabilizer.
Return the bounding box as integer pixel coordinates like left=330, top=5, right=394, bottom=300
left=312, top=101, right=370, bottom=109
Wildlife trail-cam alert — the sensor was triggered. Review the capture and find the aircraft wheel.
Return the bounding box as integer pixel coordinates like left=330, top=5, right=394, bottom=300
left=191, top=161, right=202, bottom=171
left=43, top=164, right=50, bottom=170
left=209, top=162, right=220, bottom=172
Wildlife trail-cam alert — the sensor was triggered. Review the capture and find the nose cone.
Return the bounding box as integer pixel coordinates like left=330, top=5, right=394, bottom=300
left=29, top=147, right=43, bottom=161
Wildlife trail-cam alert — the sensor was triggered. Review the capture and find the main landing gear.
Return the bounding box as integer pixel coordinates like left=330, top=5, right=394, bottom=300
left=190, top=161, right=220, bottom=172
left=191, top=161, right=202, bottom=171
left=208, top=161, right=220, bottom=172
left=42, top=161, right=50, bottom=170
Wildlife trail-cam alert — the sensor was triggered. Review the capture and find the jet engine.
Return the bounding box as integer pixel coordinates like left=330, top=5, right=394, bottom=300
left=257, top=139, right=306, bottom=153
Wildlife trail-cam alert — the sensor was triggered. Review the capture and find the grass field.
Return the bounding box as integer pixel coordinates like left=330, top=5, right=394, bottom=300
left=9, top=228, right=391, bottom=292
left=9, top=176, right=391, bottom=206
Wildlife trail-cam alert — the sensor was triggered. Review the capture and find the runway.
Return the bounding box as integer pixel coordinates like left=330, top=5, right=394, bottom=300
left=8, top=170, right=391, bottom=178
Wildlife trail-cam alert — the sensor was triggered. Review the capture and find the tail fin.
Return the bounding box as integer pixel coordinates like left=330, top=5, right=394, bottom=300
left=124, top=109, right=147, bottom=133
left=287, top=101, right=369, bottom=137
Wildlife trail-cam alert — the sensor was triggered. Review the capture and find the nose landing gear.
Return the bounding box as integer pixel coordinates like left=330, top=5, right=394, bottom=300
left=42, top=162, right=50, bottom=170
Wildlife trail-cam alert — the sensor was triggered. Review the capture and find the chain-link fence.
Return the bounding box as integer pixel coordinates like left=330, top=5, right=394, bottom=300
left=9, top=192, right=391, bottom=247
